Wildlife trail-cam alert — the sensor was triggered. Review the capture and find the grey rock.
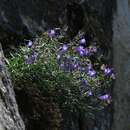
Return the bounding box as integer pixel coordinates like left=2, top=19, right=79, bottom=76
left=112, top=0, right=130, bottom=130
left=0, top=43, right=25, bottom=130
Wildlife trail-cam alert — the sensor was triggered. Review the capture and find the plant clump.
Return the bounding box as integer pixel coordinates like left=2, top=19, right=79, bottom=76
left=7, top=28, right=115, bottom=129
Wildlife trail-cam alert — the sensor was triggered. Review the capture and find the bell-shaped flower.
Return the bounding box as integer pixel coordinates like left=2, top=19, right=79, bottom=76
left=98, top=94, right=110, bottom=101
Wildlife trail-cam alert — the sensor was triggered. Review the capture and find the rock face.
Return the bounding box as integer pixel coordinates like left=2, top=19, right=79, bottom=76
left=0, top=0, right=112, bottom=38
left=0, top=43, right=25, bottom=130
left=112, top=0, right=130, bottom=130
left=0, top=0, right=69, bottom=38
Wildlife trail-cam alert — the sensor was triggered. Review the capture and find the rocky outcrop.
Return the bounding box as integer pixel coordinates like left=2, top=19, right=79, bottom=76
left=0, top=0, right=68, bottom=38
left=0, top=43, right=25, bottom=130
left=112, top=0, right=130, bottom=130
left=0, top=0, right=112, bottom=38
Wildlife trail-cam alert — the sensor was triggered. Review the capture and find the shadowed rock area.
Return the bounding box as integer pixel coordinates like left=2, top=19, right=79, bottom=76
left=0, top=0, right=112, bottom=38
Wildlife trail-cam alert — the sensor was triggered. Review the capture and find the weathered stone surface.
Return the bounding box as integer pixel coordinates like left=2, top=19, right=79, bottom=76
left=0, top=43, right=25, bottom=130
left=0, top=0, right=68, bottom=38
left=112, top=0, right=130, bottom=130
left=0, top=0, right=112, bottom=38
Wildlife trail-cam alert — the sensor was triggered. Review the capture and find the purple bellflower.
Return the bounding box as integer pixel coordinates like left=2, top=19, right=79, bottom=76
left=79, top=67, right=86, bottom=73
left=87, top=63, right=92, bottom=70
left=31, top=51, right=38, bottom=61
left=24, top=55, right=32, bottom=64
left=59, top=64, right=64, bottom=70
left=56, top=54, right=61, bottom=65
left=24, top=50, right=38, bottom=65
left=26, top=40, right=33, bottom=48
left=104, top=68, right=112, bottom=75
left=86, top=90, right=93, bottom=96
left=79, top=38, right=86, bottom=45
left=75, top=46, right=87, bottom=56
left=111, top=73, right=116, bottom=80
left=98, top=94, right=110, bottom=101
left=87, top=70, right=96, bottom=77
left=58, top=44, right=68, bottom=55
left=62, top=44, right=68, bottom=51
left=48, top=29, right=55, bottom=39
